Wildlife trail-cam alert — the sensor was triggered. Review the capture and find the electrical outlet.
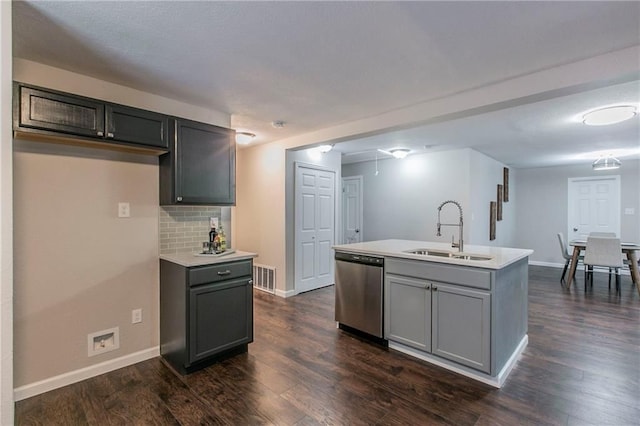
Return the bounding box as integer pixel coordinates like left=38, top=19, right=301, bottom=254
left=132, top=308, right=142, bottom=324
left=210, top=217, right=219, bottom=229
left=118, top=202, right=130, bottom=218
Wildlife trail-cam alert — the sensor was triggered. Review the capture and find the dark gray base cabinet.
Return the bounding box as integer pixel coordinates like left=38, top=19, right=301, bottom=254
left=14, top=83, right=169, bottom=150
left=160, top=258, right=253, bottom=374
left=159, top=118, right=236, bottom=206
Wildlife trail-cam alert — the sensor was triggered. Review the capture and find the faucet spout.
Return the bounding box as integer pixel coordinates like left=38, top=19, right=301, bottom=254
left=436, top=200, right=464, bottom=252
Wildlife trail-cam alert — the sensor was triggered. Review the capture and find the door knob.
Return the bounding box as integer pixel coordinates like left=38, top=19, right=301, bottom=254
left=355, top=229, right=360, bottom=233
left=573, top=227, right=578, bottom=232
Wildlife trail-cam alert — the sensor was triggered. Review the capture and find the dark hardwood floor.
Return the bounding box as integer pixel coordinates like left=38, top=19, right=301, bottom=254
left=16, top=266, right=640, bottom=425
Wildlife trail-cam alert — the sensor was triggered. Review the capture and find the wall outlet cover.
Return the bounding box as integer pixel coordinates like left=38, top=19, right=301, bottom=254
left=210, top=217, right=219, bottom=229
left=87, top=327, right=120, bottom=357
left=132, top=308, right=142, bottom=324
left=118, top=202, right=130, bottom=218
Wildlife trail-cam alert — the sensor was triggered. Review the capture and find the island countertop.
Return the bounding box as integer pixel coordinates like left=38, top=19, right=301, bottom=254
left=332, top=239, right=532, bottom=270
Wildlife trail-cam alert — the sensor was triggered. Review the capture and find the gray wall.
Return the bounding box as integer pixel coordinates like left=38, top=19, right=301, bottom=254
left=285, top=148, right=342, bottom=292
left=515, top=159, right=640, bottom=264
left=342, top=148, right=516, bottom=247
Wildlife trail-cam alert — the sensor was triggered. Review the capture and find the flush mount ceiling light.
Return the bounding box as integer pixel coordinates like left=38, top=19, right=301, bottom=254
left=583, top=106, right=637, bottom=126
left=235, top=132, right=256, bottom=145
left=377, top=148, right=411, bottom=159
left=592, top=155, right=621, bottom=171
left=318, top=144, right=333, bottom=153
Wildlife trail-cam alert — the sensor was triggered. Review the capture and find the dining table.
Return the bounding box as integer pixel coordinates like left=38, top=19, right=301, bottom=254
left=566, top=239, right=640, bottom=296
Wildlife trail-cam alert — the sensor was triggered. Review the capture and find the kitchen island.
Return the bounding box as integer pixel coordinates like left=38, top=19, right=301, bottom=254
left=333, top=239, right=532, bottom=387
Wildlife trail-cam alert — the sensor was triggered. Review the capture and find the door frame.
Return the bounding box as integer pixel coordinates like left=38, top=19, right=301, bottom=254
left=341, top=175, right=363, bottom=244
left=293, top=162, right=338, bottom=294
left=567, top=175, right=621, bottom=241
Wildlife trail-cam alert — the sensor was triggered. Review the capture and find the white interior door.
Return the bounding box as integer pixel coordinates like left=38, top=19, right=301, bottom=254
left=568, top=176, right=620, bottom=241
left=295, top=164, right=336, bottom=293
left=342, top=176, right=363, bottom=244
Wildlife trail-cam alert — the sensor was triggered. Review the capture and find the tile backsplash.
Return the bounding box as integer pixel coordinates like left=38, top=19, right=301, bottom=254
left=159, top=206, right=231, bottom=255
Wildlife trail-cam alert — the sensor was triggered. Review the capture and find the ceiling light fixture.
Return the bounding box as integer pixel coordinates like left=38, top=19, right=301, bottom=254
left=592, top=155, right=621, bottom=171
left=377, top=148, right=411, bottom=159
left=235, top=132, right=256, bottom=145
left=583, top=106, right=637, bottom=126
left=318, top=144, right=333, bottom=153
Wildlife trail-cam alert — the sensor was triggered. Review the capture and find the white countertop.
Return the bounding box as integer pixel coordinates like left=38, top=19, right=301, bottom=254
left=332, top=239, right=532, bottom=270
left=160, top=250, right=258, bottom=267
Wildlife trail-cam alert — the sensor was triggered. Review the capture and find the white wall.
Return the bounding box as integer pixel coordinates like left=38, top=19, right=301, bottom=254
left=0, top=1, right=13, bottom=422
left=515, top=159, right=640, bottom=265
left=469, top=149, right=516, bottom=247
left=341, top=148, right=516, bottom=248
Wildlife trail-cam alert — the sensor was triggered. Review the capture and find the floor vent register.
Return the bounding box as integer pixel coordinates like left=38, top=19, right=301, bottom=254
left=253, top=263, right=276, bottom=294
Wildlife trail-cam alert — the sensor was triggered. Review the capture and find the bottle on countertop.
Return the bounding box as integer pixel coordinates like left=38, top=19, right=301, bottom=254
left=209, top=227, right=217, bottom=253
left=218, top=225, right=227, bottom=252
left=213, top=231, right=221, bottom=253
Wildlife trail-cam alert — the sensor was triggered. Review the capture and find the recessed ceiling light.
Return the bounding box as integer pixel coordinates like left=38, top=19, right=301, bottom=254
left=236, top=132, right=256, bottom=145
left=583, top=106, right=636, bottom=126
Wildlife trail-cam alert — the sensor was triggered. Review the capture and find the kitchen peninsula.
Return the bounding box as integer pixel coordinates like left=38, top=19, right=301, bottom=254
left=333, top=239, right=532, bottom=387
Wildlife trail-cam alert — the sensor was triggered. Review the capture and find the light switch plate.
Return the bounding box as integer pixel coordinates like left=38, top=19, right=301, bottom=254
left=624, top=208, right=635, bottom=215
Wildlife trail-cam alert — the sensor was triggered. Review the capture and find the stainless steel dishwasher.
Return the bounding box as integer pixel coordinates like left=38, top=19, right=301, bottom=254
left=334, top=251, right=384, bottom=338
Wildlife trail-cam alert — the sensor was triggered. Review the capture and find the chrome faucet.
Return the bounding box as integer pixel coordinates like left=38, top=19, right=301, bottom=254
left=436, top=200, right=464, bottom=252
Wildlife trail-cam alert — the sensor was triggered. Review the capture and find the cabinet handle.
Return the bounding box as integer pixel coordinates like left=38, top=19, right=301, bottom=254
left=248, top=279, right=253, bottom=285
left=217, top=270, right=232, bottom=276
left=176, top=196, right=183, bottom=202
left=97, top=131, right=104, bottom=137
left=107, top=132, right=114, bottom=138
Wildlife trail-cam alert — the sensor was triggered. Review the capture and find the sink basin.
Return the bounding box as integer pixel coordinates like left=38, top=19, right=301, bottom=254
left=451, top=253, right=493, bottom=261
left=404, top=249, right=453, bottom=257
left=404, top=249, right=493, bottom=261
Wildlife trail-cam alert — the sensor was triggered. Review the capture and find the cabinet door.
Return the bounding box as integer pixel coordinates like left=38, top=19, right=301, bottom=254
left=432, top=283, right=490, bottom=373
left=17, top=85, right=105, bottom=138
left=106, top=104, right=169, bottom=149
left=384, top=274, right=431, bottom=351
left=189, top=277, right=253, bottom=363
left=170, top=119, right=234, bottom=205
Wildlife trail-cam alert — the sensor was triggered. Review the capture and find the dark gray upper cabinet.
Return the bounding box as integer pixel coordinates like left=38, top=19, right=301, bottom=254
left=159, top=118, right=236, bottom=206
left=106, top=104, right=169, bottom=149
left=16, top=85, right=105, bottom=138
left=14, top=82, right=169, bottom=150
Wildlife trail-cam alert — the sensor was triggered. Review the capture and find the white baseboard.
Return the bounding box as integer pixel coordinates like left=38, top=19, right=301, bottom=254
left=275, top=288, right=296, bottom=298
left=389, top=335, right=528, bottom=388
left=14, top=346, right=159, bottom=401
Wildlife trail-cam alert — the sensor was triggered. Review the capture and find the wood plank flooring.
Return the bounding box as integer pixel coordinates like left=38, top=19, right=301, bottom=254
left=16, top=266, right=640, bottom=425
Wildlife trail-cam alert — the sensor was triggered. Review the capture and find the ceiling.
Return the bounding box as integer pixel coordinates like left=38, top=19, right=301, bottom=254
left=12, top=1, right=640, bottom=168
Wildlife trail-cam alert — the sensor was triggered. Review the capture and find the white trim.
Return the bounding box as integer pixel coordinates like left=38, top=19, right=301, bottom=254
left=388, top=335, right=528, bottom=388
left=13, top=346, right=159, bottom=401
left=275, top=288, right=296, bottom=298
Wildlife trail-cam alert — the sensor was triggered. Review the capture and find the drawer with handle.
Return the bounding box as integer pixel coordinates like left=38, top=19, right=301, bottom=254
left=188, top=260, right=252, bottom=286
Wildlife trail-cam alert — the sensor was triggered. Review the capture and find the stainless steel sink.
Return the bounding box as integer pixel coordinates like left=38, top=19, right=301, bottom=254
left=451, top=254, right=493, bottom=261
left=404, top=249, right=492, bottom=261
left=404, top=249, right=453, bottom=257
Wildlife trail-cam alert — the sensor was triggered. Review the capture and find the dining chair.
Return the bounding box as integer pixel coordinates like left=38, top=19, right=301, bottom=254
left=583, top=236, right=623, bottom=292
left=557, top=233, right=581, bottom=283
